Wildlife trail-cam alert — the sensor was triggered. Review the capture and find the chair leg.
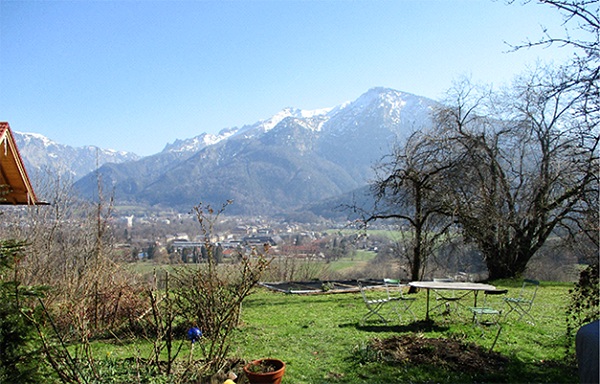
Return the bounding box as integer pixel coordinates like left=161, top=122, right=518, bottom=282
left=521, top=309, right=536, bottom=326
left=472, top=311, right=502, bottom=342
left=361, top=302, right=388, bottom=326
left=390, top=300, right=403, bottom=323
left=508, top=303, right=535, bottom=325
left=489, top=325, right=502, bottom=353
left=504, top=302, right=521, bottom=321
left=394, top=300, right=416, bottom=322
left=405, top=304, right=416, bottom=322
left=472, top=313, right=485, bottom=337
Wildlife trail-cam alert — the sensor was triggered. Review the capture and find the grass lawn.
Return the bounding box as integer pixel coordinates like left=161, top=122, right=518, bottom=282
left=324, top=229, right=404, bottom=240
left=328, top=250, right=377, bottom=272
left=227, top=280, right=578, bottom=383
left=81, top=279, right=580, bottom=383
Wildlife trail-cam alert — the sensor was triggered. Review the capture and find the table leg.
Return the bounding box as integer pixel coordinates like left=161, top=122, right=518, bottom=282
left=426, top=289, right=430, bottom=321
left=472, top=291, right=479, bottom=321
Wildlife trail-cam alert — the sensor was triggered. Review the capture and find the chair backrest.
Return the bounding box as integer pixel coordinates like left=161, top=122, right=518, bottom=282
left=518, top=279, right=540, bottom=303
left=482, top=289, right=508, bottom=308
left=383, top=278, right=405, bottom=300
left=358, top=280, right=385, bottom=303
left=358, top=280, right=369, bottom=302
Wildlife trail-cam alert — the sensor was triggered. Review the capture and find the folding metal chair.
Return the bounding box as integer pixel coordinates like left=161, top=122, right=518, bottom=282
left=504, top=279, right=539, bottom=325
left=358, top=280, right=400, bottom=326
left=383, top=279, right=416, bottom=322
left=469, top=289, right=508, bottom=352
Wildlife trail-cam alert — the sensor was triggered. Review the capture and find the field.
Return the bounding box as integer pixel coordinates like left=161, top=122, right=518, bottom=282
left=328, top=250, right=377, bottom=272
left=93, top=279, right=579, bottom=383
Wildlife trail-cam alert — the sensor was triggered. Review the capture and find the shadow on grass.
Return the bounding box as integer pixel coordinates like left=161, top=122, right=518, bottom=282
left=337, top=357, right=577, bottom=384
left=339, top=320, right=450, bottom=334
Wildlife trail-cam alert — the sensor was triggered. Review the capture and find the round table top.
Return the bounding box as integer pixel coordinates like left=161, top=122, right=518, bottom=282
left=408, top=281, right=496, bottom=291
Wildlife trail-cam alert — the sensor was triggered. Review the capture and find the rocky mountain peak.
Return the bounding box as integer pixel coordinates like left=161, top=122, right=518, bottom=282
left=13, top=131, right=139, bottom=181
left=161, top=127, right=239, bottom=153
left=16, top=87, right=439, bottom=216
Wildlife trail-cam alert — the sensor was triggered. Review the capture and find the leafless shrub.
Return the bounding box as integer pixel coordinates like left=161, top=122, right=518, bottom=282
left=172, top=201, right=274, bottom=377
left=1, top=170, right=147, bottom=338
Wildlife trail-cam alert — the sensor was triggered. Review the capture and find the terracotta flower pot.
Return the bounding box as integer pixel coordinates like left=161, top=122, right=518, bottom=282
left=243, top=359, right=285, bottom=384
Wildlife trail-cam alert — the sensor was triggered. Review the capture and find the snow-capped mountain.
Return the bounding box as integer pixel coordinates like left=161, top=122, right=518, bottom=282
left=72, top=87, right=437, bottom=215
left=161, top=104, right=350, bottom=153
left=161, top=127, right=239, bottom=153
left=13, top=131, right=139, bottom=182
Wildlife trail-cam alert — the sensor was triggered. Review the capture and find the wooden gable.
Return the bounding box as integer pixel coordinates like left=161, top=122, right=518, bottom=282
left=0, top=122, right=45, bottom=205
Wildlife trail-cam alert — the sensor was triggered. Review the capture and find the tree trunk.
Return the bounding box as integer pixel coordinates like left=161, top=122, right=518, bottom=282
left=484, top=247, right=533, bottom=281
left=408, top=224, right=423, bottom=293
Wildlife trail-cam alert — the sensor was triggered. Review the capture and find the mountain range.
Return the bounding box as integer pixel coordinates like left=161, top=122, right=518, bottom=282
left=13, top=131, right=140, bottom=181
left=15, top=87, right=437, bottom=217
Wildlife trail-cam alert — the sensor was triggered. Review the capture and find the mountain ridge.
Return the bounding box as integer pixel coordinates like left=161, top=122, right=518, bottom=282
left=14, top=87, right=438, bottom=217
left=13, top=131, right=140, bottom=182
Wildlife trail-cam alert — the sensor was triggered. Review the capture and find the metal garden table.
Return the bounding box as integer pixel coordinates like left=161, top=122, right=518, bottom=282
left=408, top=281, right=496, bottom=321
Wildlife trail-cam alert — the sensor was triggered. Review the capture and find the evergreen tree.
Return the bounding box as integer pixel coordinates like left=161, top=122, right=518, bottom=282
left=0, top=240, right=47, bottom=383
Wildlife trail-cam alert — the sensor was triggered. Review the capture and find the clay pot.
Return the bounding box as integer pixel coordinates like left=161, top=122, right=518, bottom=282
left=243, top=359, right=285, bottom=384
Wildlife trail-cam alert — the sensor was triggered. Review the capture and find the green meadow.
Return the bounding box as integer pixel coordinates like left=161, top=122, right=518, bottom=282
left=90, top=279, right=579, bottom=383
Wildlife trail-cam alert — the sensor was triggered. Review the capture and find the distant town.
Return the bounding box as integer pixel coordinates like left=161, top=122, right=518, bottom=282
left=112, top=212, right=382, bottom=267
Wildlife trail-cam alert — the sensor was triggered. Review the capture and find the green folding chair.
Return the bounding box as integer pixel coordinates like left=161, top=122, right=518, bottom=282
left=469, top=289, right=508, bottom=352
left=504, top=279, right=539, bottom=325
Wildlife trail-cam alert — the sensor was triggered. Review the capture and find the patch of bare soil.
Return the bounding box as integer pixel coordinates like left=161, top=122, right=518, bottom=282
left=370, top=334, right=509, bottom=375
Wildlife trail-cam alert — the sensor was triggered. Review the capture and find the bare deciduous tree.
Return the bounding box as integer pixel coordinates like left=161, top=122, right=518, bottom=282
left=510, top=0, right=599, bottom=262
left=431, top=67, right=598, bottom=280
left=1, top=169, right=146, bottom=339
left=361, top=130, right=455, bottom=285
left=509, top=0, right=598, bottom=142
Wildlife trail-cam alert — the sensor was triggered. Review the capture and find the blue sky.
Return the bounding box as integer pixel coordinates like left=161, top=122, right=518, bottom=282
left=0, top=0, right=582, bottom=156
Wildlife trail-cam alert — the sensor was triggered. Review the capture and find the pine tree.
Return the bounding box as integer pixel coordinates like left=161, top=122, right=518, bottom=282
left=0, top=240, right=47, bottom=383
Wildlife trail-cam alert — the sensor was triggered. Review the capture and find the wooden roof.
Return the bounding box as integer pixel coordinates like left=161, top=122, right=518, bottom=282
left=0, top=122, right=46, bottom=205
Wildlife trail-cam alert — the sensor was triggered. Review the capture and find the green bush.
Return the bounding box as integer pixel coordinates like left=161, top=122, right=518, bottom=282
left=565, top=263, right=599, bottom=355
left=0, top=239, right=48, bottom=383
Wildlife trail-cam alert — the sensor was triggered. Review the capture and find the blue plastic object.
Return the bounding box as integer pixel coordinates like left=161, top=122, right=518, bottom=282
left=188, top=327, right=202, bottom=343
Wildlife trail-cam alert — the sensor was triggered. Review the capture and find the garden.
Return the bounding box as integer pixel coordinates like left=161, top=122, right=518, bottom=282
left=1, top=250, right=590, bottom=384
left=0, top=194, right=597, bottom=384
left=232, top=280, right=580, bottom=383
